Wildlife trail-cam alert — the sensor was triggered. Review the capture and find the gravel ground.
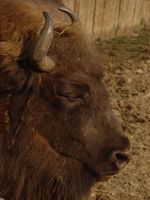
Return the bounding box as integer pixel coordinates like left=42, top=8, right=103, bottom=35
left=90, top=30, right=150, bottom=200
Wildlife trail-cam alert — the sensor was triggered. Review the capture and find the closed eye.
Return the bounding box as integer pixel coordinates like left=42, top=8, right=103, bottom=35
left=68, top=96, right=82, bottom=102
left=59, top=93, right=82, bottom=102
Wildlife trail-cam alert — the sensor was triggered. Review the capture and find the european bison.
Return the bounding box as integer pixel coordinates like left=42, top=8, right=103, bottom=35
left=0, top=0, right=131, bottom=199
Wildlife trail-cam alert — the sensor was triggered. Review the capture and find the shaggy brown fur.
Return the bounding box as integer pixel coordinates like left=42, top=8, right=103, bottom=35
left=0, top=1, right=130, bottom=200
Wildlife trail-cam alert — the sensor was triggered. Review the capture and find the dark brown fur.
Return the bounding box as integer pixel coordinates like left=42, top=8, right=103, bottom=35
left=0, top=1, right=130, bottom=200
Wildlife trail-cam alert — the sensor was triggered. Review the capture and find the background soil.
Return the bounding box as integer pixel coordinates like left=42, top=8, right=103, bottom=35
left=90, top=29, right=150, bottom=200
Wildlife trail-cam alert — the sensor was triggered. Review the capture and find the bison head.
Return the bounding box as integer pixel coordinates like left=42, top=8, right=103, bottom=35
left=0, top=8, right=130, bottom=182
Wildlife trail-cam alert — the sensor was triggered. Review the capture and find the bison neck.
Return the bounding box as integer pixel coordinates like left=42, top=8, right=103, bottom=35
left=0, top=132, right=94, bottom=200
left=0, top=92, right=95, bottom=200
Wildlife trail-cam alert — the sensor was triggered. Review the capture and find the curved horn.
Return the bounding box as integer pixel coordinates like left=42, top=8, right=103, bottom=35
left=33, top=11, right=55, bottom=72
left=58, top=7, right=79, bottom=25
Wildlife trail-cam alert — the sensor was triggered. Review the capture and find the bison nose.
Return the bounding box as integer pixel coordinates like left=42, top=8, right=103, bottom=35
left=111, top=150, right=131, bottom=170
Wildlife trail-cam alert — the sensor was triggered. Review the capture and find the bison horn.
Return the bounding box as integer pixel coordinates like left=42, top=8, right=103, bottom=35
left=58, top=7, right=79, bottom=25
left=33, top=11, right=55, bottom=72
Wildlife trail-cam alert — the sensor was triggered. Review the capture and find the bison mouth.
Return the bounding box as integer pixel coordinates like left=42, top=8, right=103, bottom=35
left=51, top=143, right=129, bottom=182
left=59, top=150, right=120, bottom=181
left=86, top=154, right=130, bottom=181
left=86, top=164, right=120, bottom=181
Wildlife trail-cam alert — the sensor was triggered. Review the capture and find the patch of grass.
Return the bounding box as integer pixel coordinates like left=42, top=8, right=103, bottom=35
left=95, top=29, right=150, bottom=64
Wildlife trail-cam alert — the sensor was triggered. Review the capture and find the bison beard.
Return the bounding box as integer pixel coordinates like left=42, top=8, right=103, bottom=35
left=0, top=0, right=131, bottom=200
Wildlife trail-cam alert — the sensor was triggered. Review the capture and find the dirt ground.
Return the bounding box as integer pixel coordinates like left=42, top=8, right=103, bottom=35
left=90, top=30, right=150, bottom=200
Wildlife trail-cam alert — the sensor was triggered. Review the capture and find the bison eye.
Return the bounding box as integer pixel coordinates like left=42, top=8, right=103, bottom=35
left=59, top=92, right=88, bottom=102
left=53, top=79, right=90, bottom=110
left=64, top=94, right=82, bottom=102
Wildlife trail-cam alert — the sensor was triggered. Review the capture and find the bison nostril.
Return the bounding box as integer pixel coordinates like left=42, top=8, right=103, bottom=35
left=111, top=151, right=131, bottom=170
left=116, top=152, right=129, bottom=164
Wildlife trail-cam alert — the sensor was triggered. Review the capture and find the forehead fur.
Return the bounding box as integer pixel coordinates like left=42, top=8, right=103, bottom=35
left=48, top=26, right=103, bottom=80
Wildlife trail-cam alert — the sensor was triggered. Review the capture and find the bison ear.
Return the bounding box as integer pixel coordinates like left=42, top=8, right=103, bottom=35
left=0, top=41, right=27, bottom=94
left=53, top=79, right=90, bottom=110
